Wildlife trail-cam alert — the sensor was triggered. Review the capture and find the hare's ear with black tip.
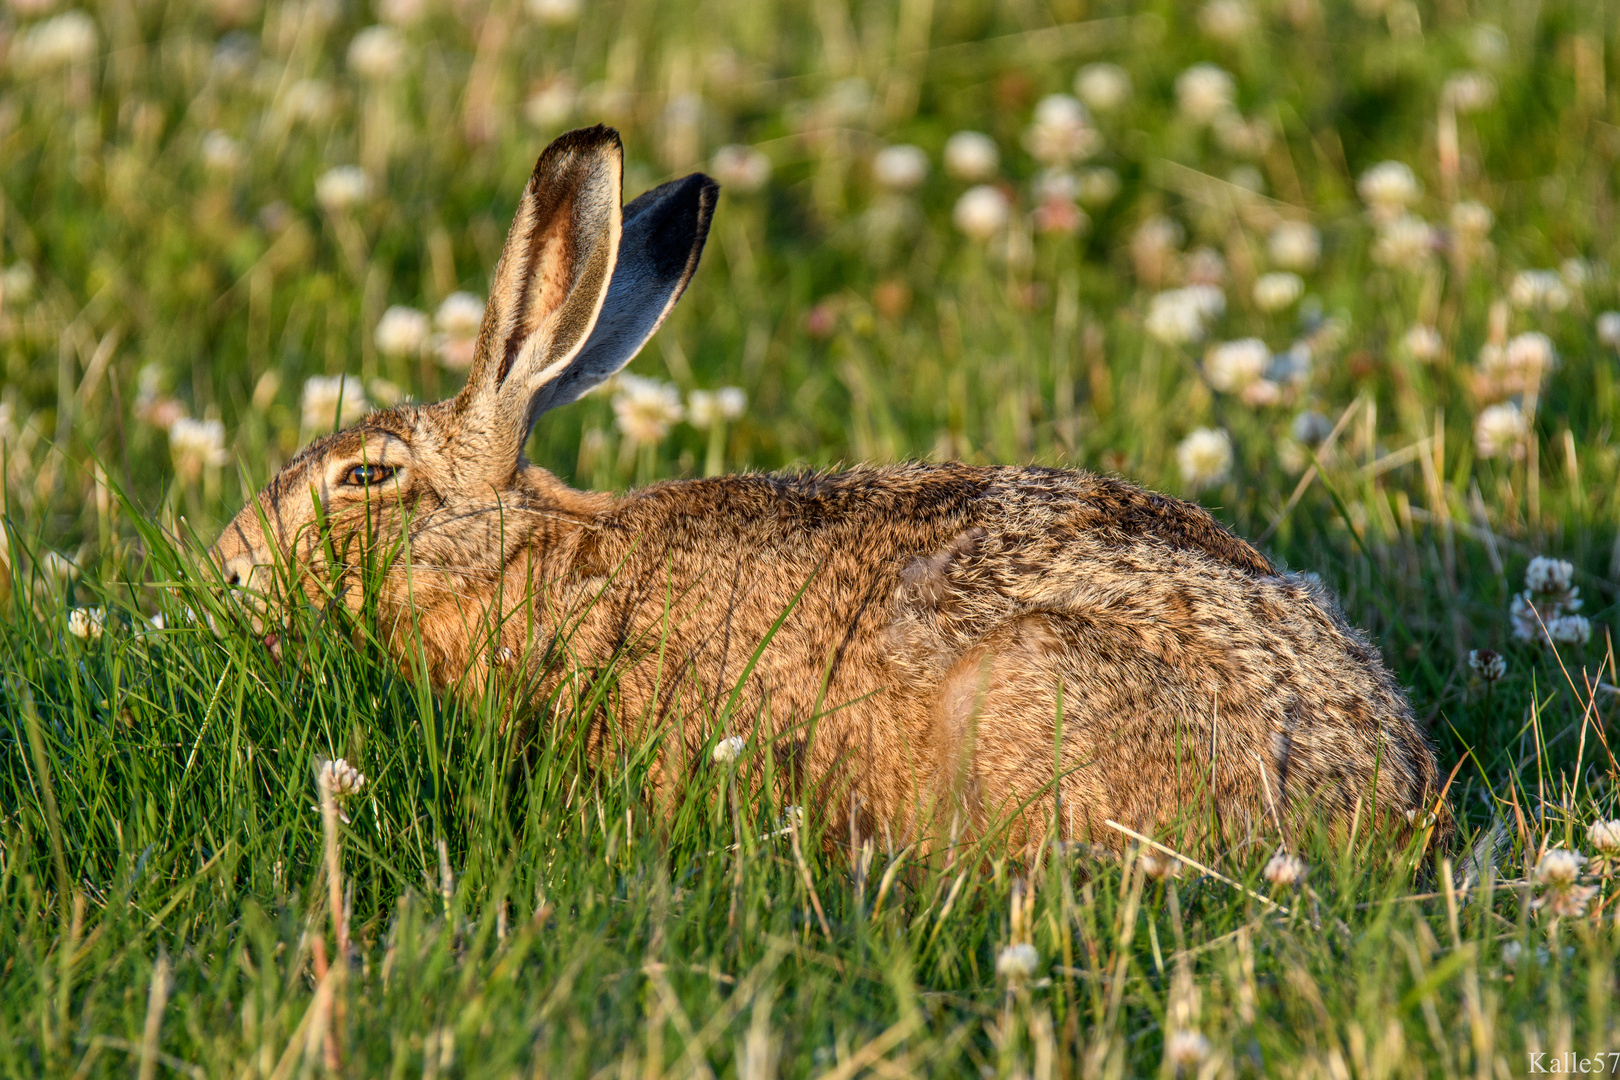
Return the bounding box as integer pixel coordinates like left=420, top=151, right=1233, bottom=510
left=454, top=125, right=625, bottom=483
left=524, top=171, right=719, bottom=418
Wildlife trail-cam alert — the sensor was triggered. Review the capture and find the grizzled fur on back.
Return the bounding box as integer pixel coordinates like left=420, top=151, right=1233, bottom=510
left=212, top=126, right=1446, bottom=856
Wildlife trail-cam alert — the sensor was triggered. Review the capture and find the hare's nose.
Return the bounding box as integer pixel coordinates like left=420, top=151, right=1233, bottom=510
left=222, top=556, right=252, bottom=588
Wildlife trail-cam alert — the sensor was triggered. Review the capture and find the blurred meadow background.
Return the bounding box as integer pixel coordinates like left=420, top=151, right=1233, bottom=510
left=6, top=0, right=1620, bottom=1075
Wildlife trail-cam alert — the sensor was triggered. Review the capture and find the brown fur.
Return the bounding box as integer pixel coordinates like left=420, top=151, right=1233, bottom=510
left=212, top=127, right=1445, bottom=855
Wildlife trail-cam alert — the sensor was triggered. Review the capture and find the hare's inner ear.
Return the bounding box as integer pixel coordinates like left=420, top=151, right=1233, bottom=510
left=525, top=171, right=720, bottom=418
left=455, top=125, right=624, bottom=480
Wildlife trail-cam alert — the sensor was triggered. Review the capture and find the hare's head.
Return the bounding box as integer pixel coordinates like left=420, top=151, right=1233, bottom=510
left=211, top=126, right=717, bottom=637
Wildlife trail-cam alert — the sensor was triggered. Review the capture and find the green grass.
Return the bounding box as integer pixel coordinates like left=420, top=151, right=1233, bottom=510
left=4, top=0, right=1620, bottom=1073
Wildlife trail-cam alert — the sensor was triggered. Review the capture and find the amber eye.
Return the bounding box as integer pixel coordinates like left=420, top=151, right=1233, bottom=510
left=346, top=463, right=397, bottom=486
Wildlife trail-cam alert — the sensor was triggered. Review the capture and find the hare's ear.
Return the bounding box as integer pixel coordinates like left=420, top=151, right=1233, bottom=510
left=455, top=125, right=624, bottom=480
left=525, top=171, right=719, bottom=418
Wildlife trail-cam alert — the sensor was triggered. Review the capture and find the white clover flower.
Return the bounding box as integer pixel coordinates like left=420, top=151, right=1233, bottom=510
left=943, top=131, right=999, bottom=181
left=378, top=0, right=426, bottom=25
left=1198, top=0, right=1254, bottom=41
left=1599, top=312, right=1620, bottom=349
left=1562, top=258, right=1592, bottom=290
left=1073, top=62, right=1130, bottom=113
left=1146, top=286, right=1225, bottom=346
left=1357, top=161, right=1422, bottom=215
left=12, top=10, right=98, bottom=73
left=1531, top=849, right=1596, bottom=918
left=1372, top=215, right=1435, bottom=270
left=1175, top=63, right=1235, bottom=125
left=375, top=305, right=431, bottom=359
left=1588, top=820, right=1620, bottom=855
left=522, top=78, right=576, bottom=130
left=1262, top=850, right=1307, bottom=886
left=1468, top=648, right=1506, bottom=681
left=686, top=390, right=717, bottom=428
left=1138, top=850, right=1182, bottom=881
left=612, top=374, right=683, bottom=444
left=170, top=417, right=229, bottom=479
left=712, top=735, right=746, bottom=763
left=347, top=25, right=406, bottom=80
left=1132, top=216, right=1184, bottom=283
left=319, top=757, right=367, bottom=797
left=526, top=0, right=579, bottom=25
left=1177, top=428, right=1233, bottom=490
left=1252, top=271, right=1304, bottom=313
left=200, top=131, right=242, bottom=174
left=715, top=386, right=746, bottom=421
left=953, top=185, right=1010, bottom=240
left=1548, top=614, right=1592, bottom=646
left=1164, top=1029, right=1212, bottom=1070
left=1534, top=849, right=1586, bottom=886
left=1204, top=338, right=1269, bottom=393
left=1402, top=324, right=1443, bottom=362
left=315, top=166, right=372, bottom=213
left=1469, top=23, right=1509, bottom=66
left=1443, top=71, right=1497, bottom=113
left=1473, top=402, right=1527, bottom=460
left=710, top=145, right=771, bottom=193
left=995, top=942, right=1039, bottom=982
left=1267, top=221, right=1320, bottom=272
left=1525, top=556, right=1574, bottom=596
left=368, top=378, right=406, bottom=407
left=1, top=263, right=36, bottom=309
left=280, top=79, right=336, bottom=125
left=1509, top=269, right=1571, bottom=311
left=433, top=292, right=485, bottom=370
left=1032, top=168, right=1079, bottom=204
left=301, top=374, right=369, bottom=432
left=872, top=144, right=929, bottom=191
left=1076, top=167, right=1120, bottom=208
left=1024, top=94, right=1100, bottom=165
left=1503, top=331, right=1556, bottom=378
left=1451, top=200, right=1494, bottom=238
left=67, top=606, right=105, bottom=641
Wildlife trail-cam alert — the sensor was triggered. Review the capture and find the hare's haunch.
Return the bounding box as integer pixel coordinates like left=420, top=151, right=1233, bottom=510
left=212, top=126, right=1444, bottom=852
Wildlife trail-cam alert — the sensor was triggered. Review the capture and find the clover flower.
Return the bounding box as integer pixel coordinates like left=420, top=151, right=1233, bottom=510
left=1402, top=324, right=1443, bottom=362
left=1204, top=338, right=1269, bottom=394
left=170, top=417, right=229, bottom=481
left=1146, top=285, right=1225, bottom=346
left=1509, top=269, right=1571, bottom=312
left=67, top=606, right=105, bottom=641
left=375, top=306, right=431, bottom=359
left=1024, top=94, right=1100, bottom=165
left=434, top=292, right=485, bottom=370
left=12, top=10, right=98, bottom=73
left=712, top=736, right=746, bottom=764
left=200, top=131, right=242, bottom=174
left=1443, top=71, right=1497, bottom=113
left=1468, top=648, right=1506, bottom=682
left=315, top=167, right=372, bottom=213
left=943, top=131, right=998, bottom=181
left=1510, top=556, right=1585, bottom=645
left=995, top=942, right=1039, bottom=983
left=953, top=185, right=1010, bottom=240
left=316, top=758, right=367, bottom=823
left=1451, top=200, right=1494, bottom=239
left=1263, top=850, right=1307, bottom=887
left=1076, top=167, right=1120, bottom=208
left=526, top=0, right=579, bottom=25
left=1597, top=312, right=1620, bottom=349
left=301, top=375, right=369, bottom=433
left=1177, top=428, right=1233, bottom=491
left=687, top=387, right=746, bottom=428
left=1164, top=1030, right=1212, bottom=1072
left=1267, top=221, right=1320, bottom=272
left=1532, top=848, right=1596, bottom=918
left=872, top=144, right=928, bottom=191
left=347, top=25, right=406, bottom=80
left=1357, top=161, right=1421, bottom=222
left=1588, top=820, right=1620, bottom=876
left=1253, top=272, right=1303, bottom=312
left=1175, top=64, right=1235, bottom=125
left=1074, top=63, right=1131, bottom=112
left=1198, top=0, right=1254, bottom=41
left=1473, top=402, right=1527, bottom=460
left=710, top=144, right=771, bottom=193
left=612, top=374, right=683, bottom=444
left=1138, top=849, right=1182, bottom=881
left=1371, top=215, right=1435, bottom=271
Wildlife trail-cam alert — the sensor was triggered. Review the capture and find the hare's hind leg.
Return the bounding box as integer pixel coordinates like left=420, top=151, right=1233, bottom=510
left=928, top=611, right=1307, bottom=856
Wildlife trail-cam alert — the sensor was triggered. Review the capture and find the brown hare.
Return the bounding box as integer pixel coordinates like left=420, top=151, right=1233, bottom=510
left=212, top=125, right=1444, bottom=854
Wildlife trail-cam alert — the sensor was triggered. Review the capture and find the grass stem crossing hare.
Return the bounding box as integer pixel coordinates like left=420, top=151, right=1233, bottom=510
left=212, top=126, right=1445, bottom=853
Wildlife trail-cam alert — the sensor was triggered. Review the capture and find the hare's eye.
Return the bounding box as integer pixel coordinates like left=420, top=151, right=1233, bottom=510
left=346, top=463, right=397, bottom=486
